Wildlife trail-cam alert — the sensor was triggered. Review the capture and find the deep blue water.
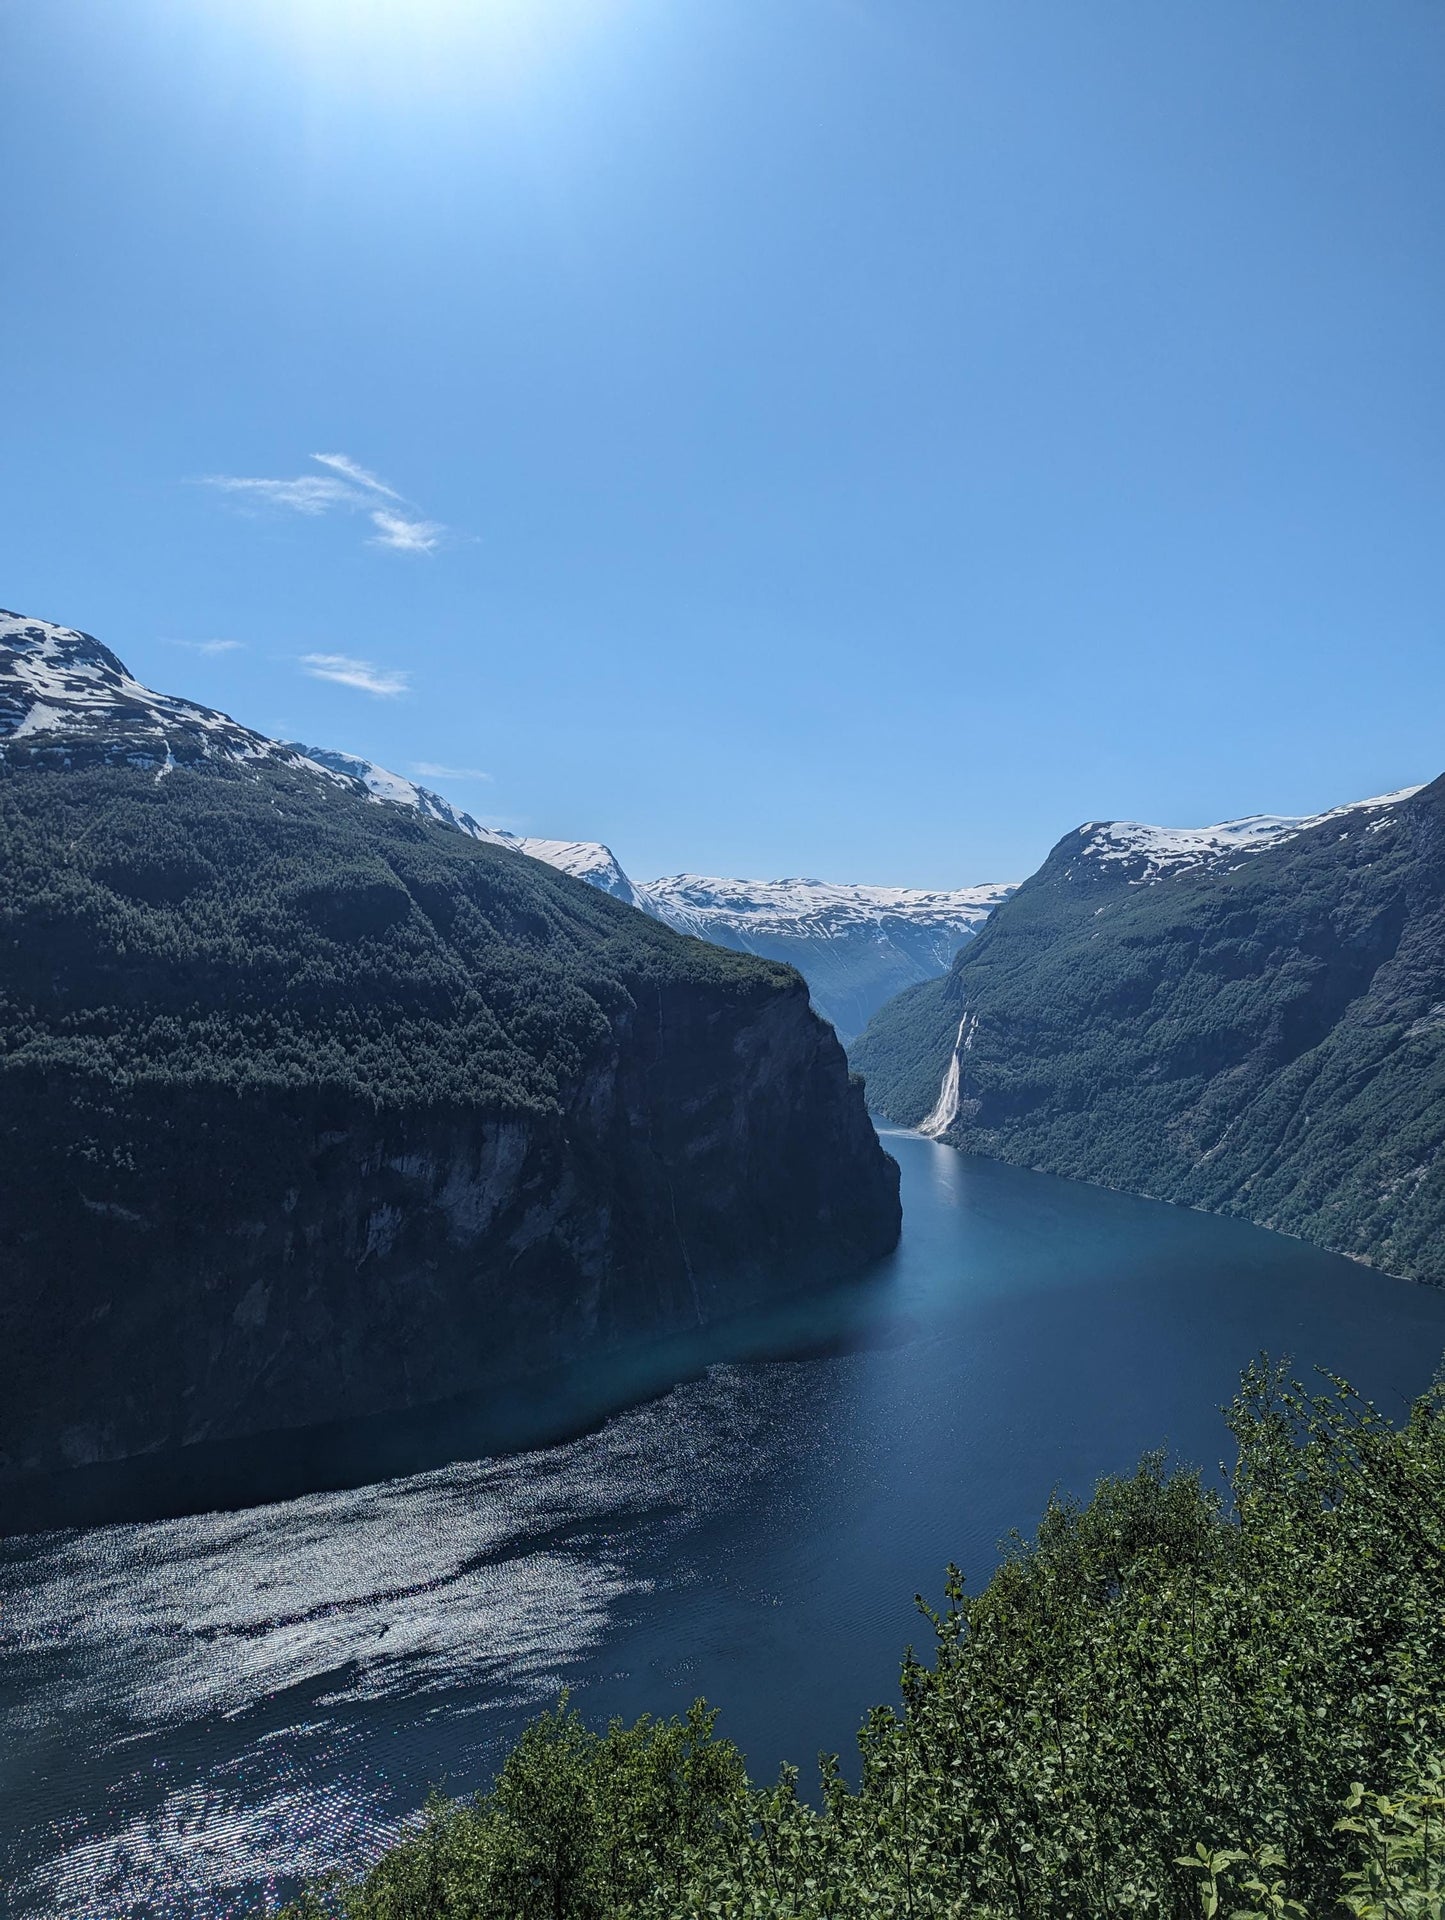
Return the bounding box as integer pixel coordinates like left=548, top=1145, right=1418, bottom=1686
left=5, top=1127, right=1445, bottom=1916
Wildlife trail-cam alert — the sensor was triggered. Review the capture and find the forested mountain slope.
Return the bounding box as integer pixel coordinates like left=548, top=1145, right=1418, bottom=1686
left=333, top=819, right=1014, bottom=1045
left=0, top=613, right=899, bottom=1476
left=853, top=779, right=1445, bottom=1280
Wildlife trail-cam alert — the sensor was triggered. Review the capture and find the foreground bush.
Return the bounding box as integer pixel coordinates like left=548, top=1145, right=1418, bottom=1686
left=282, top=1362, right=1445, bottom=1918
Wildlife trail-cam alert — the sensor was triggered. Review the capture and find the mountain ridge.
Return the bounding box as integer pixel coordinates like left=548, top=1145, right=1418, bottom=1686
left=0, top=610, right=1009, bottom=1039
left=1069, top=786, right=1425, bottom=884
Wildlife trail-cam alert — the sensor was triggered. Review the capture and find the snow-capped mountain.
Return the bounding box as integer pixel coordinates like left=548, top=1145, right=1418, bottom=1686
left=1075, top=789, right=1424, bottom=885
left=0, top=610, right=634, bottom=889
left=854, top=771, right=1445, bottom=1281
left=634, top=874, right=1017, bottom=1042
left=0, top=610, right=330, bottom=777
left=0, top=610, right=1011, bottom=1037
left=509, top=837, right=644, bottom=908
left=286, top=742, right=515, bottom=843
left=639, top=873, right=1011, bottom=940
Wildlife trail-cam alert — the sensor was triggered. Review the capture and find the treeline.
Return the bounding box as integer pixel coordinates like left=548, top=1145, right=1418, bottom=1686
left=282, top=1363, right=1445, bottom=1918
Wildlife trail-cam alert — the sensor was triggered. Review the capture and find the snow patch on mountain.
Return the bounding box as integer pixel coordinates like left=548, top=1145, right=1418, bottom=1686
left=637, top=874, right=1014, bottom=941
left=290, top=743, right=514, bottom=844
left=513, top=839, right=643, bottom=907
left=0, top=611, right=324, bottom=775
left=1080, top=788, right=1424, bottom=884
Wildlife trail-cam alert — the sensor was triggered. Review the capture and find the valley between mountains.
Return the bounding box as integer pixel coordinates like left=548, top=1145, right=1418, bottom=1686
left=5, top=606, right=1445, bottom=1920
left=295, top=751, right=1015, bottom=1043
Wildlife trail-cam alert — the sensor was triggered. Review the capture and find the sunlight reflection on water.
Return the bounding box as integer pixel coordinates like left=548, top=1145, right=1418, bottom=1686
left=1, top=1363, right=826, bottom=1915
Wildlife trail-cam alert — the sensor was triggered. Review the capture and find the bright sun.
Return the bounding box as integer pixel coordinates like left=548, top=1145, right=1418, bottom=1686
left=238, top=0, right=598, bottom=90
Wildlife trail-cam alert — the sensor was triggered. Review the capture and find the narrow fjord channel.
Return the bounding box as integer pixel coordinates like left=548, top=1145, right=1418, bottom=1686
left=6, top=1127, right=1445, bottom=1917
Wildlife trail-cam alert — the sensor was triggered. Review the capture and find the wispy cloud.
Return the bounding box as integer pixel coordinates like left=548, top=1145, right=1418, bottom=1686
left=301, top=652, right=410, bottom=697
left=204, top=473, right=358, bottom=515
left=311, top=452, right=400, bottom=498
left=167, top=637, right=246, bottom=655
left=370, top=510, right=443, bottom=554
left=200, top=453, right=446, bottom=554
left=413, top=761, right=492, bottom=782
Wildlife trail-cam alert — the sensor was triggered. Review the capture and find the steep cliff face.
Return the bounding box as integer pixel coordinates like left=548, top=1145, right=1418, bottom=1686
left=854, top=778, right=1445, bottom=1281
left=0, top=696, right=898, bottom=1477
left=2, top=967, right=892, bottom=1476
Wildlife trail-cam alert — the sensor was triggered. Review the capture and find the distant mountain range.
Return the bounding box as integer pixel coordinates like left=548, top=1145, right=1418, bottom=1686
left=0, top=611, right=899, bottom=1476
left=853, top=780, right=1445, bottom=1282
left=628, top=873, right=1013, bottom=1042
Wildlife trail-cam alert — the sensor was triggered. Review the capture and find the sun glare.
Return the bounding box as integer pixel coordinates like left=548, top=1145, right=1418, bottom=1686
left=230, top=0, right=606, bottom=97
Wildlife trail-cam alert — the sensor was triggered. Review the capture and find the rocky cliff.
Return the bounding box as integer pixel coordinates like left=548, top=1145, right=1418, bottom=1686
left=0, top=615, right=900, bottom=1477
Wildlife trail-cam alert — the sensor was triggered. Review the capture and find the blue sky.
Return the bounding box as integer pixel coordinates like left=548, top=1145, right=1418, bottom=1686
left=4, top=1, right=1442, bottom=886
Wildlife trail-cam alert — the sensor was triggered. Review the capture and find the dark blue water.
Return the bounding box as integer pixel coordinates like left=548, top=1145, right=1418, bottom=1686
left=5, top=1128, right=1445, bottom=1916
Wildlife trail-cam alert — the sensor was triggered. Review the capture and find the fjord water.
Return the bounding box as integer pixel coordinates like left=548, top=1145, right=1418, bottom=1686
left=5, top=1130, right=1445, bottom=1917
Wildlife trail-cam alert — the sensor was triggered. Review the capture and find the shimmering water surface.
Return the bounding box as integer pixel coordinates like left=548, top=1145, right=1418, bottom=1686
left=6, top=1128, right=1445, bottom=1916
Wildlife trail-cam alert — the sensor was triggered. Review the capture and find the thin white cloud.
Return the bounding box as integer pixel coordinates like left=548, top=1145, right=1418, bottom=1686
left=370, top=510, right=443, bottom=554
left=413, top=761, right=492, bottom=782
left=301, top=653, right=410, bottom=697
left=167, top=638, right=246, bottom=655
left=200, top=454, right=446, bottom=553
left=203, top=473, right=360, bottom=514
left=311, top=452, right=400, bottom=498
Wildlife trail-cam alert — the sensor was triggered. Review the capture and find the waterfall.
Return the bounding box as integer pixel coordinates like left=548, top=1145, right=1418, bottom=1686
left=919, top=1012, right=974, bottom=1137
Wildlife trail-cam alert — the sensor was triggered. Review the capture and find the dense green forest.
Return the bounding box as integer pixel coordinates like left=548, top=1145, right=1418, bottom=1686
left=853, top=778, right=1445, bottom=1283
left=0, top=756, right=791, bottom=1116
left=282, top=1364, right=1445, bottom=1918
